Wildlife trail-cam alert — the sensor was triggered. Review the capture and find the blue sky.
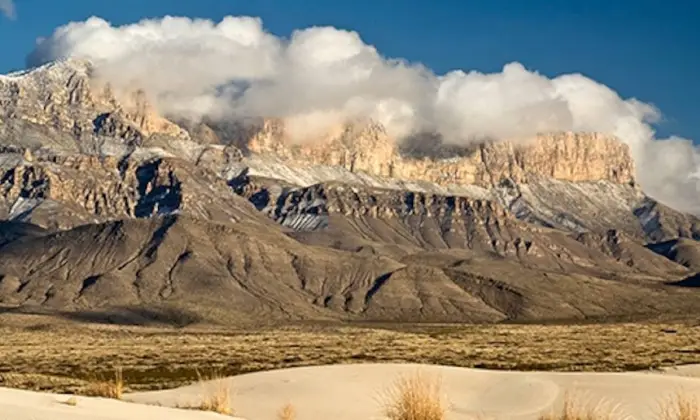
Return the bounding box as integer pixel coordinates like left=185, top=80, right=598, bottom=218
left=0, top=0, right=698, bottom=142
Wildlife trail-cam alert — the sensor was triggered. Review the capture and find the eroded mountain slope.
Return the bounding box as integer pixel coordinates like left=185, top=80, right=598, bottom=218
left=1, top=216, right=698, bottom=325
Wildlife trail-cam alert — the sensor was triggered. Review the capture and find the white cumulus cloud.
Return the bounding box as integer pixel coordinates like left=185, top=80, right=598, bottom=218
left=26, top=15, right=700, bottom=215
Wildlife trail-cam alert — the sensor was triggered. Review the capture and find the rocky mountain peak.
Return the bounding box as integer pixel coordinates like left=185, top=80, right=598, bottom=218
left=0, top=59, right=635, bottom=190
left=0, top=58, right=187, bottom=147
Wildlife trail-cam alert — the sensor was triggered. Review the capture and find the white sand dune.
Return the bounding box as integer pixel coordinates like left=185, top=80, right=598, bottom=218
left=0, top=386, right=239, bottom=419
left=2, top=364, right=700, bottom=420
left=127, top=363, right=700, bottom=420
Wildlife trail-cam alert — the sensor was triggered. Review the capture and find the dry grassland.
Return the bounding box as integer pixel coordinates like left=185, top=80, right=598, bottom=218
left=0, top=321, right=699, bottom=394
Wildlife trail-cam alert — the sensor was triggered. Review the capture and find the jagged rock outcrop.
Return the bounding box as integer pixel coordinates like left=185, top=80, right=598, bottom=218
left=2, top=60, right=633, bottom=189
left=0, top=150, right=271, bottom=229
left=0, top=60, right=187, bottom=152
left=1, top=59, right=693, bottom=242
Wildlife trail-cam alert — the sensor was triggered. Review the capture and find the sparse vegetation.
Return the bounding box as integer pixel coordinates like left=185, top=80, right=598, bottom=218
left=82, top=367, right=124, bottom=399
left=539, top=392, right=624, bottom=420
left=1, top=321, right=700, bottom=394
left=536, top=389, right=700, bottom=420
left=2, top=348, right=700, bottom=420
left=659, top=391, right=700, bottom=420
left=176, top=370, right=234, bottom=416
left=382, top=371, right=445, bottom=420
left=278, top=403, right=296, bottom=420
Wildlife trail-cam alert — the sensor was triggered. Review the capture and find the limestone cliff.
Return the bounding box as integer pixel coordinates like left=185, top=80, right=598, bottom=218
left=245, top=119, right=635, bottom=188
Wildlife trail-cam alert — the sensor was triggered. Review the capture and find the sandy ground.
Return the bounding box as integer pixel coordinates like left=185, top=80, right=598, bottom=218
left=0, top=386, right=240, bottom=419
left=2, top=363, right=700, bottom=420
left=661, top=363, right=700, bottom=378
left=129, top=363, right=700, bottom=420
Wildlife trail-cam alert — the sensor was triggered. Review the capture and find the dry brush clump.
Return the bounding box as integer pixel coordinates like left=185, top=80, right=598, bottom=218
left=177, top=370, right=234, bottom=416
left=658, top=391, right=700, bottom=420
left=537, top=392, right=625, bottom=420
left=278, top=403, right=296, bottom=420
left=62, top=396, right=78, bottom=406
left=82, top=367, right=124, bottom=399
left=381, top=371, right=446, bottom=420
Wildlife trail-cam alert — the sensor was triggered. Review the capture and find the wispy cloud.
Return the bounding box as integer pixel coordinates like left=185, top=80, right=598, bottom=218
left=0, top=0, right=15, bottom=19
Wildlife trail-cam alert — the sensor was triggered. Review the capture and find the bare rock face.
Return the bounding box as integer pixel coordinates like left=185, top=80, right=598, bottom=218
left=246, top=119, right=635, bottom=188
left=0, top=59, right=690, bottom=243
left=0, top=150, right=271, bottom=230
left=0, top=60, right=188, bottom=151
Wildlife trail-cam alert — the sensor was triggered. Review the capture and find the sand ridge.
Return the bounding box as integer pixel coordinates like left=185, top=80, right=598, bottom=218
left=0, top=385, right=242, bottom=420
left=2, top=363, right=700, bottom=420
left=127, top=363, right=700, bottom=420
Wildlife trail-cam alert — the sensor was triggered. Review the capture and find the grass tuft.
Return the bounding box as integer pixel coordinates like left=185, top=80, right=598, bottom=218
left=278, top=403, right=296, bottom=420
left=382, top=371, right=446, bottom=420
left=177, top=370, right=234, bottom=416
left=83, top=367, right=124, bottom=399
left=659, top=391, right=700, bottom=420
left=539, top=392, right=625, bottom=420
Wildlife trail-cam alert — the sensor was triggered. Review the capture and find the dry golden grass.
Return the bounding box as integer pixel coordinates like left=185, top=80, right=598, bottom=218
left=177, top=370, right=234, bottom=416
left=196, top=378, right=233, bottom=415
left=1, top=321, right=700, bottom=393
left=381, top=371, right=446, bottom=420
left=658, top=391, right=700, bottom=420
left=538, top=392, right=625, bottom=420
left=82, top=367, right=124, bottom=399
left=277, top=403, right=296, bottom=420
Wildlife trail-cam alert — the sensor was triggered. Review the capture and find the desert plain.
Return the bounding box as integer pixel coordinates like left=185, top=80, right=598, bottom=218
left=1, top=313, right=700, bottom=420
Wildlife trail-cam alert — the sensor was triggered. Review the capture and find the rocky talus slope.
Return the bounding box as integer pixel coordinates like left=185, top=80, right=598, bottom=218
left=0, top=59, right=699, bottom=325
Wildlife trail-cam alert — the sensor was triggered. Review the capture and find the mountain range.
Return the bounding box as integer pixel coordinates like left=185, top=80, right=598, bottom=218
left=1, top=59, right=699, bottom=326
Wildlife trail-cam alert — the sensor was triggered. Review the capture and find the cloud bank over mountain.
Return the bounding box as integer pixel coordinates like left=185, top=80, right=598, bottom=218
left=26, top=15, right=700, bottom=214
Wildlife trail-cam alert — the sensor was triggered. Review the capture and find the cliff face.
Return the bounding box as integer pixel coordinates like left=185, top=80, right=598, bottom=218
left=246, top=119, right=635, bottom=188
left=0, top=150, right=271, bottom=230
